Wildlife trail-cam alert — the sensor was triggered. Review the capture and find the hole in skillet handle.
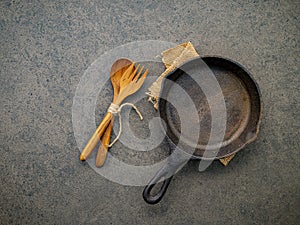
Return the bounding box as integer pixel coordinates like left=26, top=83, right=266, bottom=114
left=143, top=172, right=173, bottom=204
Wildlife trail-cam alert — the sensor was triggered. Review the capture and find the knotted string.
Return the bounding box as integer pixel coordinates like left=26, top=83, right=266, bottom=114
left=107, top=103, right=143, bottom=147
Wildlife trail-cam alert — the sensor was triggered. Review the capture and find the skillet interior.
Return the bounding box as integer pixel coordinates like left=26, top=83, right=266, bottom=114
left=159, top=56, right=262, bottom=159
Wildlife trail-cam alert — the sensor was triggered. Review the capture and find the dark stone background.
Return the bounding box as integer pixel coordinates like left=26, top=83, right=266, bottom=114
left=0, top=0, right=299, bottom=224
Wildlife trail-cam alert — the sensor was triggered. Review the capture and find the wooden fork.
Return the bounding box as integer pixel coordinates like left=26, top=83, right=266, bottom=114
left=80, top=63, right=149, bottom=161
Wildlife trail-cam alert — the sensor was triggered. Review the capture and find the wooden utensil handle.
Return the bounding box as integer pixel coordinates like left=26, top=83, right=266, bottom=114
left=95, top=117, right=114, bottom=167
left=79, top=112, right=112, bottom=161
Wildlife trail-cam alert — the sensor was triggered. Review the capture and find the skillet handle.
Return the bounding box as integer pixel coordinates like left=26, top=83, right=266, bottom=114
left=143, top=170, right=173, bottom=204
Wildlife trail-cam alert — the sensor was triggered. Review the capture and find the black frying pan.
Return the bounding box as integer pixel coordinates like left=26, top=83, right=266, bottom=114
left=143, top=56, right=262, bottom=204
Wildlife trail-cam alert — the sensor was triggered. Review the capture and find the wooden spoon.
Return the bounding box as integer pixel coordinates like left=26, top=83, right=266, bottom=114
left=95, top=58, right=133, bottom=167
left=79, top=61, right=147, bottom=161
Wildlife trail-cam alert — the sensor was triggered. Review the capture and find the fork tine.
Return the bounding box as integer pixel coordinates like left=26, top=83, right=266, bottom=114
left=133, top=65, right=145, bottom=82
left=135, top=69, right=149, bottom=87
left=141, top=69, right=149, bottom=81
left=129, top=64, right=140, bottom=81
left=121, top=62, right=135, bottom=81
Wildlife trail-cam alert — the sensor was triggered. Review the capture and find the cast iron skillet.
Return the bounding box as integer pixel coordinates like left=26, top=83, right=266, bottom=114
left=143, top=56, right=262, bottom=204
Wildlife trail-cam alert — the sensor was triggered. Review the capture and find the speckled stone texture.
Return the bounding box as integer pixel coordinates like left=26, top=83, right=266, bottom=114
left=0, top=0, right=299, bottom=224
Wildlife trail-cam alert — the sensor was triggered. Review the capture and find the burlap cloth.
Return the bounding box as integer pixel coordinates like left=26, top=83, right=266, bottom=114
left=146, top=42, right=235, bottom=166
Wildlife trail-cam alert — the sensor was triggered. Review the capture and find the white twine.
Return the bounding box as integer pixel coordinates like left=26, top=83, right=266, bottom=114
left=107, top=103, right=143, bottom=147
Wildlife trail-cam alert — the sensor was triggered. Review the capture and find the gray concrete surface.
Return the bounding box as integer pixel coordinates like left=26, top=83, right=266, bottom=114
left=1, top=0, right=299, bottom=224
